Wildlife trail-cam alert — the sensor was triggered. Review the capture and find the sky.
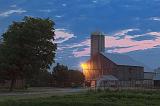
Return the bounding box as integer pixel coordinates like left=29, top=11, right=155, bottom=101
left=0, top=0, right=160, bottom=70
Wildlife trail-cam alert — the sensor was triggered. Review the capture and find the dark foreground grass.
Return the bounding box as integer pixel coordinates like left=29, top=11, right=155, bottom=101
left=1, top=89, right=160, bottom=106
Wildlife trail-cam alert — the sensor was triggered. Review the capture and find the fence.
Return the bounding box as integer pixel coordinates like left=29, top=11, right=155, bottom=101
left=0, top=80, right=25, bottom=89
left=97, top=80, right=156, bottom=89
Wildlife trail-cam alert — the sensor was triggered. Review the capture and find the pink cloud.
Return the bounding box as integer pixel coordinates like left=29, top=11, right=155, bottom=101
left=57, top=39, right=90, bottom=52
left=67, top=39, right=90, bottom=49
left=107, top=31, right=160, bottom=53
left=73, top=47, right=90, bottom=57
left=72, top=30, right=160, bottom=57
left=54, top=29, right=76, bottom=43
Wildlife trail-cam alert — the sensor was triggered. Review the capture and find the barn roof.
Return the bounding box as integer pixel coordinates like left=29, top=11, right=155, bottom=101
left=101, top=52, right=141, bottom=66
left=101, top=52, right=152, bottom=72
left=97, top=75, right=118, bottom=87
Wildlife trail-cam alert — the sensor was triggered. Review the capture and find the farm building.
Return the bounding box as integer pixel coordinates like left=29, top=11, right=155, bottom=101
left=82, top=32, right=147, bottom=87
left=153, top=69, right=160, bottom=87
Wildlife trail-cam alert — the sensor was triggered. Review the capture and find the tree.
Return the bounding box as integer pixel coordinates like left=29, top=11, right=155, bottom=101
left=52, top=63, right=85, bottom=87
left=68, top=70, right=85, bottom=86
left=0, top=16, right=57, bottom=91
left=52, top=63, right=69, bottom=87
left=28, top=70, right=52, bottom=87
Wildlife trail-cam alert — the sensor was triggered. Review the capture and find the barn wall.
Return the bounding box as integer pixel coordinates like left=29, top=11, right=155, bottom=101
left=113, top=65, right=144, bottom=81
left=83, top=53, right=144, bottom=81
left=84, top=53, right=117, bottom=80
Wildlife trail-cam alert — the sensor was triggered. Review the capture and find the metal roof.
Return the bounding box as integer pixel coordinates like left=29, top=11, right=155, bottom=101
left=101, top=52, right=142, bottom=66
left=101, top=52, right=152, bottom=72
left=96, top=75, right=118, bottom=87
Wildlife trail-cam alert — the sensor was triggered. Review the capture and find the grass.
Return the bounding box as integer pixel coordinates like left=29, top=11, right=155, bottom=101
left=0, top=89, right=160, bottom=106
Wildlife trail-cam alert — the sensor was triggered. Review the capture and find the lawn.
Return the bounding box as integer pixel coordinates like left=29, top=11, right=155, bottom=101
left=0, top=89, right=160, bottom=106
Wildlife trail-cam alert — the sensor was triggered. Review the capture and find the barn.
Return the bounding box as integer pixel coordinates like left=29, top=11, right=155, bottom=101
left=82, top=32, right=145, bottom=87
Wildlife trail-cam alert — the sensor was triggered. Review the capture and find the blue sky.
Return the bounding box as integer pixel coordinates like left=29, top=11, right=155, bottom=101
left=0, top=0, right=160, bottom=70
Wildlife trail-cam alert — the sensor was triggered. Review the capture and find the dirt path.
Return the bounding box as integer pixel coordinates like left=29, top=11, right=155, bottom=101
left=0, top=87, right=87, bottom=101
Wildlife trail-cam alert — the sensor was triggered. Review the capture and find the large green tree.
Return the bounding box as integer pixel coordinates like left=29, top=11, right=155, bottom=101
left=0, top=16, right=57, bottom=91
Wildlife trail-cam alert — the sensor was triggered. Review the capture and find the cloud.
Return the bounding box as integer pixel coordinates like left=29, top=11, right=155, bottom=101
left=90, top=0, right=111, bottom=6
left=147, top=32, right=160, bottom=37
left=39, top=9, right=52, bottom=13
left=67, top=39, right=90, bottom=49
left=62, top=3, right=67, bottom=7
left=92, top=0, right=98, bottom=3
left=55, top=15, right=63, bottom=18
left=72, top=29, right=160, bottom=57
left=150, top=17, right=160, bottom=21
left=73, top=47, right=90, bottom=57
left=55, top=29, right=76, bottom=44
left=0, top=9, right=26, bottom=17
left=57, top=38, right=90, bottom=52
left=105, top=32, right=160, bottom=53
left=10, top=5, right=17, bottom=8
left=113, top=29, right=139, bottom=37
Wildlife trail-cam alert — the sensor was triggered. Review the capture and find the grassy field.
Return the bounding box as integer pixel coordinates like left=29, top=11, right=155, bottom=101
left=0, top=89, right=160, bottom=106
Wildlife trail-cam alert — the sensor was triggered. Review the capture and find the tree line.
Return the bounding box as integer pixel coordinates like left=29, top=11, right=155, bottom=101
left=29, top=63, right=84, bottom=87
